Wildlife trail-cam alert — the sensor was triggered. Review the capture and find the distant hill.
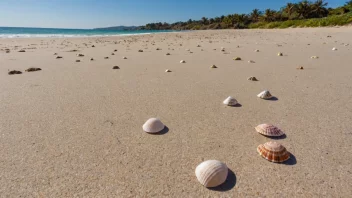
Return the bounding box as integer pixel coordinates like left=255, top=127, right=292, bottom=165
left=94, top=26, right=141, bottom=31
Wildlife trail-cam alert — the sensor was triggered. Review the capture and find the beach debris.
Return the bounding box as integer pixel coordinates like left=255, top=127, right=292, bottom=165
left=345, top=44, right=349, bottom=46
left=233, top=57, right=241, bottom=61
left=53, top=53, right=58, bottom=55
left=142, top=118, right=165, bottom=133
left=77, top=53, right=84, bottom=57
left=90, top=58, right=94, bottom=61
left=8, top=70, right=22, bottom=75
left=247, top=76, right=258, bottom=81
left=112, top=66, right=120, bottom=69
left=257, top=90, right=273, bottom=100
left=210, top=65, right=217, bottom=69
left=123, top=56, right=127, bottom=59
left=68, top=49, right=78, bottom=52
left=311, top=56, right=319, bottom=59
left=166, top=53, right=171, bottom=56
left=180, top=60, right=186, bottom=63
left=255, top=49, right=260, bottom=52
left=92, top=45, right=95, bottom=47
left=5, top=49, right=10, bottom=53
left=104, top=57, right=109, bottom=59
left=195, top=160, right=228, bottom=188
left=297, top=66, right=304, bottom=70
left=75, top=60, right=81, bottom=62
left=56, top=56, right=63, bottom=59
left=223, top=96, right=238, bottom=106
left=197, top=45, right=201, bottom=47
left=25, top=67, right=41, bottom=72
left=248, top=60, right=255, bottom=63
left=332, top=47, right=337, bottom=51
left=165, top=69, right=171, bottom=72
left=278, top=52, right=283, bottom=56
left=156, top=48, right=161, bottom=50
left=18, top=49, right=26, bottom=52
left=255, top=124, right=284, bottom=137
left=327, top=35, right=332, bottom=38
left=221, top=47, right=225, bottom=51
left=257, top=142, right=290, bottom=163
left=111, top=53, right=115, bottom=55
left=114, top=49, right=117, bottom=52
left=138, top=49, right=143, bottom=52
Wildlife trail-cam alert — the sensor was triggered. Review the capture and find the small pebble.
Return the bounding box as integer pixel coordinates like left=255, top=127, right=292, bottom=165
left=25, top=67, right=41, bottom=72
left=8, top=70, right=22, bottom=75
left=113, top=66, right=120, bottom=69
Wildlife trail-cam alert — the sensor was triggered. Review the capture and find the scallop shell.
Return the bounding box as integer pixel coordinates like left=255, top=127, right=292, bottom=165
left=195, top=160, right=228, bottom=187
left=257, top=90, right=273, bottom=99
left=142, top=118, right=165, bottom=133
left=257, top=142, right=290, bottom=163
left=223, top=96, right=238, bottom=106
left=255, top=124, right=284, bottom=137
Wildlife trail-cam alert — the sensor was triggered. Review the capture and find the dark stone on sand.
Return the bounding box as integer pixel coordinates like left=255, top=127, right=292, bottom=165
left=138, top=50, right=143, bottom=52
left=111, top=53, right=115, bottom=55
left=104, top=57, right=109, bottom=59
left=90, top=58, right=94, bottom=61
left=56, top=56, right=63, bottom=59
left=92, top=45, right=95, bottom=47
left=112, top=66, right=120, bottom=69
left=76, top=60, right=81, bottom=62
left=8, top=70, right=22, bottom=75
left=25, top=67, right=42, bottom=72
left=114, top=49, right=117, bottom=52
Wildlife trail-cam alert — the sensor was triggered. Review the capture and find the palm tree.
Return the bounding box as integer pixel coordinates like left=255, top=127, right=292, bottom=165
left=311, top=0, right=328, bottom=18
left=296, top=1, right=312, bottom=19
left=209, top=18, right=215, bottom=24
left=214, top=17, right=221, bottom=23
left=264, top=9, right=276, bottom=22
left=284, top=3, right=296, bottom=19
left=250, top=9, right=262, bottom=22
left=201, top=17, right=208, bottom=25
left=346, top=0, right=352, bottom=6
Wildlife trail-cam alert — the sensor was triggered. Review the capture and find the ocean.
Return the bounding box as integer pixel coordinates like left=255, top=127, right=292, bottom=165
left=0, top=27, right=174, bottom=38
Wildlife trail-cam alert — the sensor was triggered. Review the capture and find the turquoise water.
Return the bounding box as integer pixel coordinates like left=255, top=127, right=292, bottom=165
left=0, top=27, right=174, bottom=38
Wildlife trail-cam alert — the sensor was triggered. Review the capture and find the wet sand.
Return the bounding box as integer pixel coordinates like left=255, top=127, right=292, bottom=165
left=0, top=27, right=352, bottom=197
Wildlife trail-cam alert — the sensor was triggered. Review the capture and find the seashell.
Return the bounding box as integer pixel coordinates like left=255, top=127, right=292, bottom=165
left=77, top=53, right=84, bottom=57
left=104, top=57, right=109, bottom=59
left=297, top=66, right=304, bottom=70
left=138, top=50, right=143, bottom=52
left=345, top=44, right=349, bottom=46
left=210, top=65, right=217, bottom=69
left=142, top=118, right=165, bottom=133
left=180, top=60, right=186, bottom=63
left=166, top=53, right=171, bottom=55
left=257, top=142, right=290, bottom=163
left=233, top=57, right=241, bottom=61
left=332, top=47, right=337, bottom=51
left=165, top=69, right=171, bottom=72
left=91, top=45, right=95, bottom=47
left=25, top=67, right=41, bottom=72
left=223, top=96, right=238, bottom=106
left=221, top=47, right=225, bottom=51
left=112, top=66, right=120, bottom=69
left=257, top=90, right=273, bottom=99
left=8, top=70, right=22, bottom=75
left=111, top=53, right=115, bottom=55
left=255, top=49, right=259, bottom=52
left=248, top=76, right=258, bottom=81
left=156, top=48, right=161, bottom=50
left=114, top=49, right=118, bottom=52
left=123, top=57, right=127, bottom=59
left=53, top=53, right=58, bottom=55
left=56, top=56, right=63, bottom=59
left=248, top=60, right=255, bottom=63
left=195, top=160, right=228, bottom=188
left=18, top=49, right=25, bottom=52
left=90, top=58, right=94, bottom=61
left=278, top=52, right=283, bottom=56
left=255, top=124, right=284, bottom=137
left=75, top=60, right=80, bottom=62
left=197, top=45, right=201, bottom=47
left=311, top=56, right=319, bottom=59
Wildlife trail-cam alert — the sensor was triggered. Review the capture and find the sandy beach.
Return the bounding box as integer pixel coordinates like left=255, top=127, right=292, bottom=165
left=1, top=27, right=352, bottom=197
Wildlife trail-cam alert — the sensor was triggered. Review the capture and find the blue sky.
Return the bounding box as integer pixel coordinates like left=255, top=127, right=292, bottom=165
left=0, top=0, right=346, bottom=29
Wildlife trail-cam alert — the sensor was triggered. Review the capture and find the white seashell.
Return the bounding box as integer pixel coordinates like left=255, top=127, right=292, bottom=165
left=332, top=47, right=337, bottom=51
left=180, top=60, right=186, bottom=63
left=223, top=96, right=238, bottom=106
left=195, top=160, right=228, bottom=188
left=165, top=69, right=171, bottom=72
left=311, top=56, right=319, bottom=59
left=142, top=118, right=165, bottom=133
left=255, top=49, right=259, bottom=52
left=257, top=90, right=273, bottom=99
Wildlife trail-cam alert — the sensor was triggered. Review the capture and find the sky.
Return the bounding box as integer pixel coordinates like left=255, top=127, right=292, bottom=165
left=0, top=0, right=346, bottom=29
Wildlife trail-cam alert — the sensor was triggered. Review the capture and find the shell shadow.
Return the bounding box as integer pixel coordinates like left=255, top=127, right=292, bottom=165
left=228, top=103, right=242, bottom=108
left=267, top=97, right=279, bottom=101
left=150, top=126, right=169, bottom=135
left=268, top=134, right=287, bottom=140
left=283, top=153, right=297, bottom=166
left=208, top=169, right=236, bottom=192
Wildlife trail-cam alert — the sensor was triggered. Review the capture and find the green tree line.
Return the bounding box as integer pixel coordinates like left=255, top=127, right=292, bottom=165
left=140, top=0, right=352, bottom=30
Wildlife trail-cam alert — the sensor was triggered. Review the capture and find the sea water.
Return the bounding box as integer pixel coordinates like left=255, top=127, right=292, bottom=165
left=0, top=27, right=175, bottom=38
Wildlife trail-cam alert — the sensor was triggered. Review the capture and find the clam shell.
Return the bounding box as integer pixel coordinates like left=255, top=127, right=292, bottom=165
left=180, top=60, right=186, bottom=63
left=223, top=96, right=238, bottom=106
left=211, top=65, right=217, bottom=68
left=255, top=49, right=260, bottom=52
left=332, top=47, right=337, bottom=51
left=257, top=142, right=290, bottom=163
left=195, top=160, right=228, bottom=187
left=257, top=90, right=273, bottom=99
left=255, top=124, right=284, bottom=137
left=165, top=69, right=171, bottom=72
left=278, top=52, right=283, bottom=56
left=142, top=118, right=165, bottom=133
left=233, top=57, right=241, bottom=61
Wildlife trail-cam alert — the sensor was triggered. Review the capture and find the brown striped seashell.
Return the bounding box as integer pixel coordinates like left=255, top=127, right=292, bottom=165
left=257, top=142, right=290, bottom=163
left=255, top=124, right=284, bottom=137
left=195, top=160, right=228, bottom=187
left=142, top=118, right=165, bottom=133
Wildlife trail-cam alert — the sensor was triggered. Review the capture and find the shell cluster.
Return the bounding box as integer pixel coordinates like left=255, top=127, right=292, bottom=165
left=257, top=142, right=290, bottom=163
left=195, top=160, right=228, bottom=187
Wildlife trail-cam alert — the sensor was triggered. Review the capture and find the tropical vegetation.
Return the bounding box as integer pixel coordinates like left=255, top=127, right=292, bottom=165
left=140, top=1, right=352, bottom=30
